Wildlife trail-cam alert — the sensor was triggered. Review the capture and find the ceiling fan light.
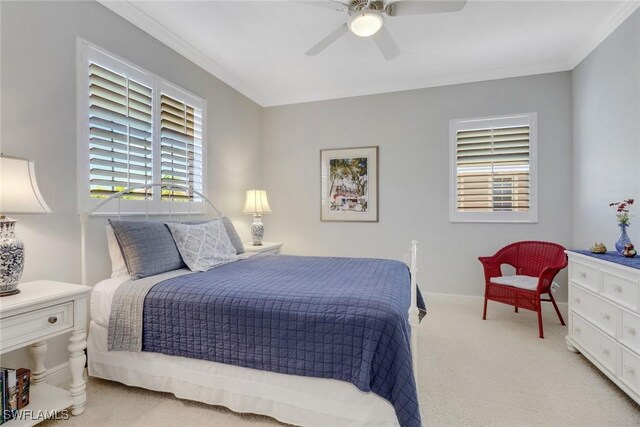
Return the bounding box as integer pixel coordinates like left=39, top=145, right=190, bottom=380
left=348, top=10, right=383, bottom=37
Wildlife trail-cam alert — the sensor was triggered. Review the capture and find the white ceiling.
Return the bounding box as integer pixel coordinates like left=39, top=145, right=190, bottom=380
left=101, top=0, right=640, bottom=106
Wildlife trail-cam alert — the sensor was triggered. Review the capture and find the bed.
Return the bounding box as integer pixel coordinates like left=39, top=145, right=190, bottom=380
left=82, top=184, right=424, bottom=427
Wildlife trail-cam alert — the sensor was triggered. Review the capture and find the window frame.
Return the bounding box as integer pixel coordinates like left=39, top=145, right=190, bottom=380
left=76, top=39, right=207, bottom=215
left=449, top=113, right=538, bottom=224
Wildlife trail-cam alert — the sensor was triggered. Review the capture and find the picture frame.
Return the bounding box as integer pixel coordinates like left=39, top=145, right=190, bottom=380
left=320, top=146, right=378, bottom=222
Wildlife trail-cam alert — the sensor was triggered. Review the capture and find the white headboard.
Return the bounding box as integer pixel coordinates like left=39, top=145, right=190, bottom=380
left=79, top=183, right=223, bottom=286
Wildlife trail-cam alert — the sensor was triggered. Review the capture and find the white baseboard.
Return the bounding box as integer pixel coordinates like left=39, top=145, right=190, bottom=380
left=424, top=291, right=568, bottom=306
left=46, top=361, right=71, bottom=387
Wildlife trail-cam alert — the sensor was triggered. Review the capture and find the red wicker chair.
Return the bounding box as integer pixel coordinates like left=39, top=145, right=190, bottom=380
left=479, top=241, right=568, bottom=338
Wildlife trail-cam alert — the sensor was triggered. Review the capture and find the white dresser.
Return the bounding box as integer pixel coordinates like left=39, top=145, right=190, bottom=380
left=566, top=251, right=640, bottom=403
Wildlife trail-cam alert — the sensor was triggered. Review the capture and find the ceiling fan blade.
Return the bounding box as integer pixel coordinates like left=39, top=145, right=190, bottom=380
left=385, top=1, right=467, bottom=16
left=298, top=1, right=350, bottom=12
left=372, top=26, right=400, bottom=61
left=305, top=23, right=349, bottom=56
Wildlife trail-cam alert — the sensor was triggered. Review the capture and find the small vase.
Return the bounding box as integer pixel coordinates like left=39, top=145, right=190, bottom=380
left=616, top=223, right=632, bottom=255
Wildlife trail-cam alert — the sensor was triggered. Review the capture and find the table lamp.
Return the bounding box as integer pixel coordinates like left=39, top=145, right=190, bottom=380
left=0, top=155, right=52, bottom=296
left=242, top=190, right=272, bottom=246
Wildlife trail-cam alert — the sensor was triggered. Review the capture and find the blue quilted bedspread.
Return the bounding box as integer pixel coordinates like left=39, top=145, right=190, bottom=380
left=142, top=255, right=425, bottom=427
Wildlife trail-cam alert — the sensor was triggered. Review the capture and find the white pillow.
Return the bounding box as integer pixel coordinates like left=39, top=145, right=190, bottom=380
left=106, top=225, right=128, bottom=278
left=166, top=221, right=238, bottom=272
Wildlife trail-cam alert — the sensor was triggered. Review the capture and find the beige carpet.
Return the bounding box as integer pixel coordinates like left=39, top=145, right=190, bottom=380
left=45, top=294, right=640, bottom=427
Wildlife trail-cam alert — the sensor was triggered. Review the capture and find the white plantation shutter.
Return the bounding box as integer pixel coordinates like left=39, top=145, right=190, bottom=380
left=450, top=114, right=537, bottom=223
left=160, top=94, right=203, bottom=202
left=89, top=63, right=153, bottom=199
left=79, top=42, right=207, bottom=214
left=456, top=126, right=530, bottom=211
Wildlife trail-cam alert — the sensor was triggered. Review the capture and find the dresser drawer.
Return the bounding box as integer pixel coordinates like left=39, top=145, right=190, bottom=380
left=571, top=314, right=617, bottom=374
left=0, top=302, right=73, bottom=349
left=571, top=262, right=599, bottom=292
left=620, top=347, right=640, bottom=396
left=621, top=309, right=640, bottom=353
left=571, top=286, right=618, bottom=337
left=602, top=272, right=639, bottom=312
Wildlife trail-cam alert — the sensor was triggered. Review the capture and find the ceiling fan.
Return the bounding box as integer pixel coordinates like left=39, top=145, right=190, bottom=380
left=304, top=0, right=467, bottom=60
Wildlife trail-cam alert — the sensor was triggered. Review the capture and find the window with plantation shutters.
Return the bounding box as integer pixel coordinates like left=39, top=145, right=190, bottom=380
left=449, top=114, right=538, bottom=223
left=160, top=94, right=203, bottom=202
left=88, top=63, right=153, bottom=200
left=78, top=42, right=206, bottom=214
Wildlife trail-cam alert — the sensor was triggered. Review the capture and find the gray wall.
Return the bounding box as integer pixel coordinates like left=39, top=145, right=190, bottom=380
left=263, top=72, right=573, bottom=301
left=572, top=8, right=640, bottom=250
left=1, top=1, right=262, bottom=369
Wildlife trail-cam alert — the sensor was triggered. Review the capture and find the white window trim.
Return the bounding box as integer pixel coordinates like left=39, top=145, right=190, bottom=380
left=76, top=38, right=207, bottom=215
left=449, top=113, right=538, bottom=224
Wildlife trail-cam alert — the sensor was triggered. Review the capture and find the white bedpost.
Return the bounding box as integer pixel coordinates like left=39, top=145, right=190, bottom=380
left=80, top=212, right=88, bottom=286
left=408, top=240, right=419, bottom=383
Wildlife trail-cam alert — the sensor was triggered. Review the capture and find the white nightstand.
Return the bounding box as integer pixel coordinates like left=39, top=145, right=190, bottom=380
left=244, top=242, right=283, bottom=255
left=0, top=280, right=91, bottom=425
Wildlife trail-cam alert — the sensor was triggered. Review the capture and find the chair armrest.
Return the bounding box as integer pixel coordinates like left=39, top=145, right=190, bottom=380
left=478, top=255, right=503, bottom=283
left=537, top=262, right=568, bottom=293
left=478, top=254, right=503, bottom=267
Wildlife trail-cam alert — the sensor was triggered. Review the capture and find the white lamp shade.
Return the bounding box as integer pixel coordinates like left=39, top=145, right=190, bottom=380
left=242, top=190, right=272, bottom=215
left=0, top=155, right=52, bottom=214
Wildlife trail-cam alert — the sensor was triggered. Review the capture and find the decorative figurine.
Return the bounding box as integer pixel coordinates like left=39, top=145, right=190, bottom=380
left=590, top=242, right=607, bottom=254
left=623, top=243, right=637, bottom=258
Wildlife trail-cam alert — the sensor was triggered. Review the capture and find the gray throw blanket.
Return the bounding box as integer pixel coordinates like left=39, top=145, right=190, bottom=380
left=107, top=268, right=192, bottom=351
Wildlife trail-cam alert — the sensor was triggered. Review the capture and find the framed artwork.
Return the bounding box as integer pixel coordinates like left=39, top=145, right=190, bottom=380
left=320, top=146, right=378, bottom=222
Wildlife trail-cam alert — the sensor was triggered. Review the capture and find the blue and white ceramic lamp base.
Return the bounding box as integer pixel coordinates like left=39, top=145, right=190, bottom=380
left=0, top=217, right=24, bottom=296
left=251, top=215, right=265, bottom=246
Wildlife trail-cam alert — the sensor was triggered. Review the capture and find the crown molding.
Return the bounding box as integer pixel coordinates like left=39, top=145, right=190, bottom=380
left=97, top=0, right=269, bottom=106
left=262, top=59, right=572, bottom=107
left=99, top=0, right=639, bottom=108
left=567, top=1, right=640, bottom=69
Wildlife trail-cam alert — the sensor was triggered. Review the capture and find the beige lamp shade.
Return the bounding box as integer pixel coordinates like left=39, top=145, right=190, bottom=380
left=242, top=190, right=272, bottom=215
left=0, top=155, right=52, bottom=213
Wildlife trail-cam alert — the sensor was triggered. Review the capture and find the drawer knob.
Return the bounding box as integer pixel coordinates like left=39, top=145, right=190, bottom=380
left=624, top=325, right=636, bottom=335
left=625, top=365, right=636, bottom=375
left=48, top=316, right=58, bottom=324
left=579, top=272, right=587, bottom=279
left=575, top=327, right=581, bottom=333
left=600, top=312, right=610, bottom=321
left=613, top=285, right=623, bottom=293
left=574, top=298, right=581, bottom=304
left=600, top=346, right=610, bottom=356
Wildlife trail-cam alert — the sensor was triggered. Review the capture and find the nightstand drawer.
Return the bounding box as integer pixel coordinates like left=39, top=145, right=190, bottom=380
left=1, top=302, right=73, bottom=349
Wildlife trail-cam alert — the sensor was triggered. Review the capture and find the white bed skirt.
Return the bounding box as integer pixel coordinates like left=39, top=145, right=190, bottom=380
left=87, top=321, right=399, bottom=426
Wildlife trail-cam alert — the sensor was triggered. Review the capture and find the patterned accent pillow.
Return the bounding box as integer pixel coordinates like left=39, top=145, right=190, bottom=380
left=166, top=221, right=238, bottom=271
left=183, top=217, right=245, bottom=255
